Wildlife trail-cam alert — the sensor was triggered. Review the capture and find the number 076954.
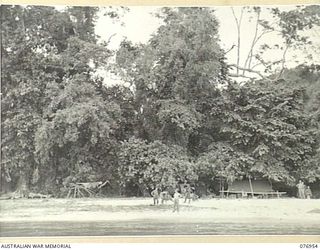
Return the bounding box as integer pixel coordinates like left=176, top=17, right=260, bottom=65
left=300, top=244, right=318, bottom=248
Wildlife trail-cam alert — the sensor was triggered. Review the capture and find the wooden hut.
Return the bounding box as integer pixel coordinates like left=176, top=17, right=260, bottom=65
left=220, top=177, right=286, bottom=198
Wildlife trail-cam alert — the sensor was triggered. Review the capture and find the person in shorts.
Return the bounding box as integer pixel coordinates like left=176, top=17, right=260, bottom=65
left=173, top=189, right=182, bottom=212
left=151, top=187, right=160, bottom=205
left=305, top=186, right=312, bottom=199
left=296, top=180, right=306, bottom=199
left=184, top=186, right=192, bottom=203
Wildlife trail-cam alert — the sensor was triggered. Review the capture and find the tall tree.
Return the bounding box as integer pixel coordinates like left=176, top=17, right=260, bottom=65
left=1, top=6, right=121, bottom=195
left=115, top=7, right=227, bottom=149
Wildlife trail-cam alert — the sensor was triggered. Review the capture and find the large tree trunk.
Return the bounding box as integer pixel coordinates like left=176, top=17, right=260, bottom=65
left=14, top=173, right=29, bottom=198
left=0, top=178, right=12, bottom=194
left=0, top=167, right=13, bottom=194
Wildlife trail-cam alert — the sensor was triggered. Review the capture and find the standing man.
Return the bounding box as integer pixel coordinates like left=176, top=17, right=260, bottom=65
left=296, top=180, right=306, bottom=199
left=173, top=189, right=182, bottom=213
left=160, top=190, right=172, bottom=204
left=151, top=187, right=160, bottom=205
left=184, top=186, right=192, bottom=204
left=191, top=187, right=197, bottom=201
left=305, top=186, right=312, bottom=199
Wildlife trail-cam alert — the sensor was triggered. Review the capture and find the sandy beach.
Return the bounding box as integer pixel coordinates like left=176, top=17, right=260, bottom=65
left=1, top=197, right=320, bottom=223
left=1, top=198, right=319, bottom=236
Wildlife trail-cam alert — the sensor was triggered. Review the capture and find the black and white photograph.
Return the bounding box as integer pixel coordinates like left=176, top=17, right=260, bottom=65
left=1, top=3, right=320, bottom=237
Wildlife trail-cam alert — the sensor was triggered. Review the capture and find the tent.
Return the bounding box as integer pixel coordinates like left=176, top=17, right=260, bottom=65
left=221, top=178, right=286, bottom=198
left=228, top=179, right=273, bottom=193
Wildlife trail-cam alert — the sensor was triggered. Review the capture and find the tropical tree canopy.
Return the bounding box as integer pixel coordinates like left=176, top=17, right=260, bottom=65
left=1, top=6, right=319, bottom=197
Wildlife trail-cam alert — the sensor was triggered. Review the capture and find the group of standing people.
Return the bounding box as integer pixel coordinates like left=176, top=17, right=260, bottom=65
left=151, top=185, right=195, bottom=212
left=296, top=180, right=312, bottom=199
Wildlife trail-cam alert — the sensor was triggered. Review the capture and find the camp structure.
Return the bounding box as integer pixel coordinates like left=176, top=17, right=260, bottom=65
left=66, top=180, right=110, bottom=198
left=220, top=177, right=286, bottom=198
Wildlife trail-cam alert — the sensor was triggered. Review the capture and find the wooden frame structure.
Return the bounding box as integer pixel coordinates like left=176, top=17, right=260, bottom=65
left=219, top=177, right=286, bottom=198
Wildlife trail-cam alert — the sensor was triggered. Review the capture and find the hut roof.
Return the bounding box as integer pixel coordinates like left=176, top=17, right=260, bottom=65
left=228, top=179, right=273, bottom=193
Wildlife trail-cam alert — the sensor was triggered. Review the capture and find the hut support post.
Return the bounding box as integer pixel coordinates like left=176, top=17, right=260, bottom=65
left=248, top=176, right=254, bottom=198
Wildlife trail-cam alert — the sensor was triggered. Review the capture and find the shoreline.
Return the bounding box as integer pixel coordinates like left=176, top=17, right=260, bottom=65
left=1, top=198, right=319, bottom=224
left=1, top=198, right=320, bottom=236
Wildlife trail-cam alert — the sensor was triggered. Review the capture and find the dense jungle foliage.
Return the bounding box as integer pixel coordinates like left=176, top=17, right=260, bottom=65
left=1, top=6, right=319, bottom=197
